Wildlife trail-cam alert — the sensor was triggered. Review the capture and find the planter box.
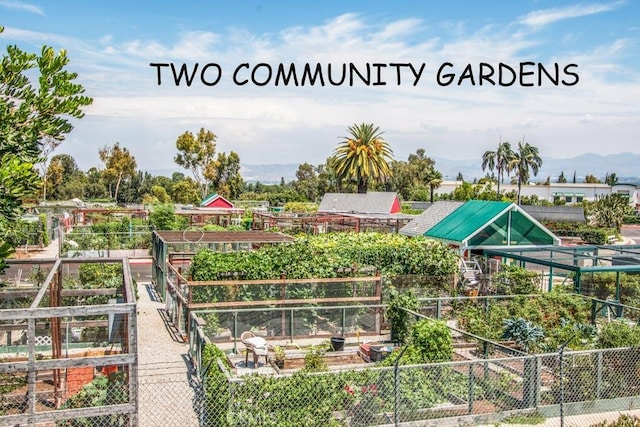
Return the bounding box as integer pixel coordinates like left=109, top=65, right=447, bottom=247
left=369, top=345, right=393, bottom=362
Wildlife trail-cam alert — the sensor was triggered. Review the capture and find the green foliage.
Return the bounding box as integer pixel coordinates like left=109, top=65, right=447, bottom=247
left=580, top=228, right=615, bottom=245
left=149, top=203, right=185, bottom=230
left=502, top=411, right=546, bottom=424
left=386, top=288, right=420, bottom=344
left=592, top=414, right=640, bottom=427
left=598, top=321, right=640, bottom=349
left=1, top=26, right=91, bottom=271
left=410, top=319, right=453, bottom=363
left=283, top=202, right=318, bottom=212
left=175, top=128, right=218, bottom=198
left=458, top=291, right=591, bottom=351
left=190, top=232, right=458, bottom=283
left=333, top=123, right=393, bottom=193
left=623, top=215, right=640, bottom=225
left=57, top=372, right=128, bottom=426
left=494, top=264, right=541, bottom=295
left=502, top=317, right=545, bottom=352
left=542, top=221, right=618, bottom=244
left=302, top=346, right=328, bottom=372
left=591, top=194, right=634, bottom=232
left=0, top=241, right=13, bottom=274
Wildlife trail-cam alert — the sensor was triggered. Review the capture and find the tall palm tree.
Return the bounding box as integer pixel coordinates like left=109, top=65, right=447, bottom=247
left=481, top=139, right=515, bottom=201
left=510, top=139, right=543, bottom=205
left=333, top=123, right=393, bottom=193
left=425, top=168, right=443, bottom=203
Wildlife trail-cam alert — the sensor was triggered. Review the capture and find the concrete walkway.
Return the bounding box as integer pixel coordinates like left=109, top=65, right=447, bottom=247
left=480, top=409, right=640, bottom=426
left=136, top=282, right=199, bottom=427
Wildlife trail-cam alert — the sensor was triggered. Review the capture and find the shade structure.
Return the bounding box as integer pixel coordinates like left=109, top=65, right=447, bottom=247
left=424, top=200, right=560, bottom=252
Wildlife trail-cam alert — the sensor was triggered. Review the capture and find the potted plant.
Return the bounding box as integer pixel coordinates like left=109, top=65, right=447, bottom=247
left=273, top=345, right=285, bottom=369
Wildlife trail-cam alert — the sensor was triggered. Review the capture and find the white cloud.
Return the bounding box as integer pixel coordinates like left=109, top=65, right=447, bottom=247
left=580, top=113, right=596, bottom=123
left=0, top=0, right=43, bottom=15
left=4, top=9, right=639, bottom=170
left=518, top=1, right=623, bottom=29
left=420, top=121, right=448, bottom=133
left=517, top=118, right=542, bottom=128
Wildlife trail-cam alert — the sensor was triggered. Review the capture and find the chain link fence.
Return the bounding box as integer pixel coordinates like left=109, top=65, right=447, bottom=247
left=181, top=346, right=640, bottom=427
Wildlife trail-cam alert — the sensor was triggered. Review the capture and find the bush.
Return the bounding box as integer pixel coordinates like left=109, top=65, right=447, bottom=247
left=598, top=321, right=640, bottom=349
left=386, top=288, right=419, bottom=344
left=580, top=228, right=611, bottom=245
left=495, top=264, right=541, bottom=294
left=410, top=319, right=453, bottom=363
left=592, top=414, right=640, bottom=427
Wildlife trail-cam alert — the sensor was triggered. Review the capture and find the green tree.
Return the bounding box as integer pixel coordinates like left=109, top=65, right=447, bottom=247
left=171, top=178, right=201, bottom=204
left=558, top=171, right=567, bottom=183
left=0, top=155, right=41, bottom=272
left=149, top=203, right=181, bottom=230
left=175, top=128, right=217, bottom=199
left=456, top=172, right=464, bottom=182
left=591, top=194, right=633, bottom=232
left=316, top=156, right=345, bottom=194
left=1, top=25, right=91, bottom=270
left=424, top=168, right=443, bottom=203
left=210, top=151, right=243, bottom=199
left=509, top=140, right=543, bottom=205
left=0, top=27, right=92, bottom=162
left=482, top=139, right=515, bottom=201
left=585, top=174, right=601, bottom=184
left=99, top=143, right=137, bottom=202
left=150, top=185, right=171, bottom=203
left=293, top=162, right=319, bottom=202
left=46, top=154, right=85, bottom=200
left=605, top=172, right=618, bottom=186
left=333, top=123, right=393, bottom=193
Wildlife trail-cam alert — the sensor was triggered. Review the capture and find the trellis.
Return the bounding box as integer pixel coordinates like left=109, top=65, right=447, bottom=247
left=165, top=262, right=383, bottom=339
left=0, top=257, right=138, bottom=426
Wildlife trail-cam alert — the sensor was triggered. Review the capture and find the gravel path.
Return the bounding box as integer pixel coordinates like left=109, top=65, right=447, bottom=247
left=136, top=282, right=199, bottom=427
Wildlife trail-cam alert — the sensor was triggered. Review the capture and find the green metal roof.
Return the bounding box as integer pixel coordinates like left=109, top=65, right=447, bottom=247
left=425, top=200, right=511, bottom=242
left=423, top=200, right=559, bottom=247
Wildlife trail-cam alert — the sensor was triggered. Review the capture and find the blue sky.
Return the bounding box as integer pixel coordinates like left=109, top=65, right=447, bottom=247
left=1, top=0, right=639, bottom=174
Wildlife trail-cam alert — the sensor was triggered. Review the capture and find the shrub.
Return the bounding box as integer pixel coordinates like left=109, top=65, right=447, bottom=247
left=502, top=317, right=545, bottom=353
left=598, top=321, right=640, bottom=349
left=386, top=288, right=419, bottom=344
left=410, top=320, right=453, bottom=363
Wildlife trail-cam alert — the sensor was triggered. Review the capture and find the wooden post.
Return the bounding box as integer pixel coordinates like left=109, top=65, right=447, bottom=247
left=52, top=269, right=63, bottom=407
left=375, top=272, right=382, bottom=334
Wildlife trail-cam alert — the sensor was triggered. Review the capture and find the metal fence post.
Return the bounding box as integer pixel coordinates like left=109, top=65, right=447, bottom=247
left=342, top=307, right=346, bottom=336
left=290, top=309, right=294, bottom=343
left=468, top=363, right=475, bottom=415
left=394, top=345, right=409, bottom=426
left=558, top=335, right=575, bottom=427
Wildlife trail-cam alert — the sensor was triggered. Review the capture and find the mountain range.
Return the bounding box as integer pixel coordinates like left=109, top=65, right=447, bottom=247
left=147, top=152, right=640, bottom=185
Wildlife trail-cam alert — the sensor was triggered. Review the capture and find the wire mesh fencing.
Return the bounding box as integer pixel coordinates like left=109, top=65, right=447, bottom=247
left=190, top=345, right=640, bottom=427
left=137, top=361, right=202, bottom=427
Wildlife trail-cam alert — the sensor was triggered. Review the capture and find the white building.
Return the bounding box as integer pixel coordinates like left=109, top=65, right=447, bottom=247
left=434, top=181, right=639, bottom=207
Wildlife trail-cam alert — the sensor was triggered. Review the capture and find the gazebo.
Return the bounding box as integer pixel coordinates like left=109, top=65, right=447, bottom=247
left=401, top=200, right=560, bottom=256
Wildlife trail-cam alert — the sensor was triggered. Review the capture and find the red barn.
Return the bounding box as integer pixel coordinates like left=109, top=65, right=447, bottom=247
left=200, top=193, right=234, bottom=209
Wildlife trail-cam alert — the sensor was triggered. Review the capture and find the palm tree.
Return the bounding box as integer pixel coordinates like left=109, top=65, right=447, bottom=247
left=333, top=123, right=393, bottom=193
left=510, top=140, right=543, bottom=205
left=425, top=168, right=443, bottom=203
left=481, top=139, right=515, bottom=201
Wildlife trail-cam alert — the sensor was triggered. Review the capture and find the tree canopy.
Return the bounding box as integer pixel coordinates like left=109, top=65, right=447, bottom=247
left=0, top=25, right=92, bottom=270
left=333, top=123, right=394, bottom=193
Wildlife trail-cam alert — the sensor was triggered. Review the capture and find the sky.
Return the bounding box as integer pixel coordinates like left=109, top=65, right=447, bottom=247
left=1, top=0, right=639, bottom=175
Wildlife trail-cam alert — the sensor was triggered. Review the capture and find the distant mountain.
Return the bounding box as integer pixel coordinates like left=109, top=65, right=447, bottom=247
left=145, top=153, right=640, bottom=185
left=240, top=163, right=300, bottom=184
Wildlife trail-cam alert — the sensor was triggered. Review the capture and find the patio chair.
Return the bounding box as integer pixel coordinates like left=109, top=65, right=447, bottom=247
left=240, top=331, right=269, bottom=367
